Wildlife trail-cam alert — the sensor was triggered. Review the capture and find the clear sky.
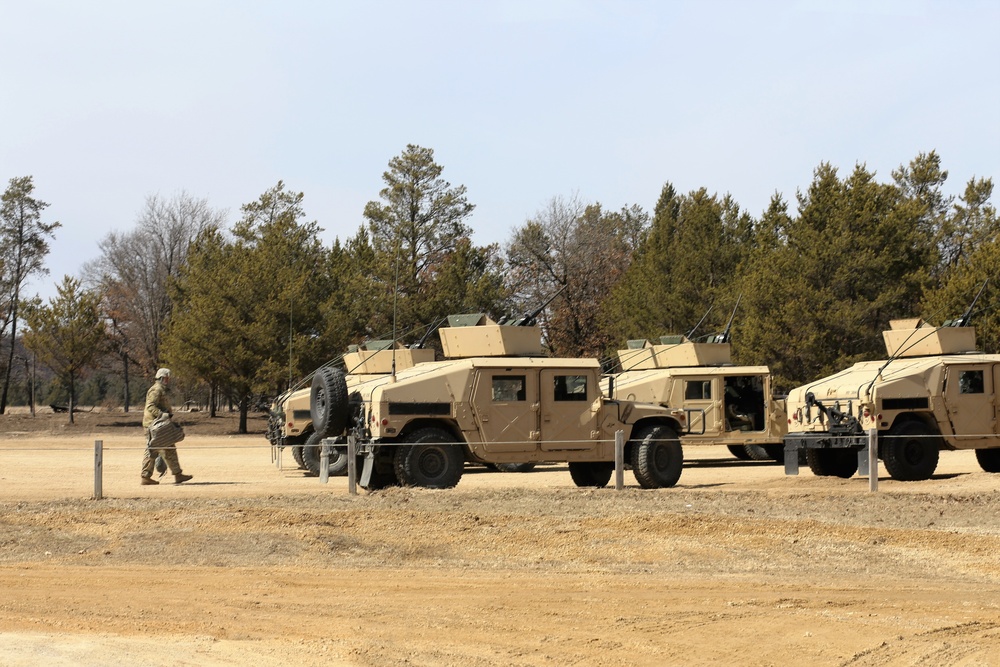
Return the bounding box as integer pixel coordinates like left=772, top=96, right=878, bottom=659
left=2, top=0, right=998, bottom=302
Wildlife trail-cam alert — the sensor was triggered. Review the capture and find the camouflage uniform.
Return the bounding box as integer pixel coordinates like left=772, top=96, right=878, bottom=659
left=140, top=379, right=183, bottom=478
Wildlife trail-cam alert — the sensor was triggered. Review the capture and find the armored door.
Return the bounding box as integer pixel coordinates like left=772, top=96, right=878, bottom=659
left=539, top=369, right=599, bottom=451
left=944, top=364, right=995, bottom=443
left=471, top=370, right=540, bottom=453
left=682, top=377, right=722, bottom=436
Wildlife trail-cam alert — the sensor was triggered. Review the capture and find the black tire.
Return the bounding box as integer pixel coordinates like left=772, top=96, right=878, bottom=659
left=301, top=431, right=350, bottom=477
left=744, top=444, right=772, bottom=461
left=728, top=445, right=752, bottom=460
left=975, top=448, right=1000, bottom=473
left=310, top=367, right=349, bottom=438
left=568, top=461, right=614, bottom=488
left=291, top=444, right=305, bottom=470
left=495, top=462, right=538, bottom=473
left=882, top=421, right=940, bottom=481
left=805, top=448, right=859, bottom=478
left=394, top=428, right=465, bottom=488
left=762, top=444, right=785, bottom=462
left=364, top=467, right=400, bottom=490
left=630, top=425, right=683, bottom=489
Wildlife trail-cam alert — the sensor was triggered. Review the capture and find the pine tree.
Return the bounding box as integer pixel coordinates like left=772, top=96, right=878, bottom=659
left=163, top=182, right=333, bottom=432
left=362, top=145, right=477, bottom=336
left=600, top=184, right=751, bottom=357
left=739, top=162, right=934, bottom=390
left=0, top=176, right=61, bottom=413
left=21, top=276, right=105, bottom=423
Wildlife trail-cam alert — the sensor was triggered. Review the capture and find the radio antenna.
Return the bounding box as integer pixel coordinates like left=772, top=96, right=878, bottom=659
left=391, top=232, right=402, bottom=381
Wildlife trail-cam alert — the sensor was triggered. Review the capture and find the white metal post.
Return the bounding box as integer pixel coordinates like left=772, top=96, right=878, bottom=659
left=320, top=442, right=330, bottom=484
left=347, top=435, right=357, bottom=496
left=868, top=428, right=878, bottom=492
left=614, top=430, right=625, bottom=490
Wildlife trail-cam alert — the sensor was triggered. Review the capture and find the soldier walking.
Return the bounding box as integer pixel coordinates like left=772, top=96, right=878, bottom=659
left=140, top=368, right=193, bottom=485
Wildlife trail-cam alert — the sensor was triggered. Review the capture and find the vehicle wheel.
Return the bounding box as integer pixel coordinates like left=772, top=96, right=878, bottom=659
left=568, top=461, right=614, bottom=488
left=364, top=467, right=400, bottom=490
left=359, top=450, right=399, bottom=490
left=727, top=445, right=751, bottom=460
left=805, top=449, right=858, bottom=478
left=744, top=444, right=772, bottom=461
left=975, top=448, right=1000, bottom=473
left=762, top=444, right=785, bottom=462
left=882, top=422, right=940, bottom=481
left=291, top=445, right=305, bottom=469
left=301, top=431, right=350, bottom=477
left=394, top=428, right=465, bottom=488
left=495, top=462, right=537, bottom=473
left=630, top=425, right=683, bottom=489
left=310, top=367, right=349, bottom=437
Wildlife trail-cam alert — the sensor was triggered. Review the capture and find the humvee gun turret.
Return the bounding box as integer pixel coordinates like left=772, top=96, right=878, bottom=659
left=309, top=314, right=689, bottom=490
left=267, top=341, right=434, bottom=474
left=605, top=335, right=787, bottom=459
left=784, top=319, right=1000, bottom=481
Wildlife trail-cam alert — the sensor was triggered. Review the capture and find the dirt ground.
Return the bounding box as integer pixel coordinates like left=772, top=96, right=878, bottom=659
left=2, top=408, right=1000, bottom=666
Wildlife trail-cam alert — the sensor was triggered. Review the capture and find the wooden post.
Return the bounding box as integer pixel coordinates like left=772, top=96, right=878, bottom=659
left=868, top=428, right=878, bottom=492
left=614, top=430, right=625, bottom=490
left=347, top=435, right=358, bottom=496
left=93, top=440, right=103, bottom=500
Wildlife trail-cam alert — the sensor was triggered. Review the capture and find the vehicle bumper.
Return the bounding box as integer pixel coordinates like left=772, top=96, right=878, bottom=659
left=784, top=430, right=871, bottom=476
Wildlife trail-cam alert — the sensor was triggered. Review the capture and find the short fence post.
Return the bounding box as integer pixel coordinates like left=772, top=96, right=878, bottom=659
left=320, top=442, right=330, bottom=484
left=868, top=428, right=878, bottom=492
left=93, top=440, right=103, bottom=500
left=347, top=435, right=357, bottom=496
left=614, top=430, right=625, bottom=490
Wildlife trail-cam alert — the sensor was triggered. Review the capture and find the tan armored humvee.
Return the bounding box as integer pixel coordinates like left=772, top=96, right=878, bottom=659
left=266, top=341, right=434, bottom=473
left=604, top=335, right=788, bottom=460
left=784, top=318, right=1000, bottom=481
left=309, top=314, right=689, bottom=490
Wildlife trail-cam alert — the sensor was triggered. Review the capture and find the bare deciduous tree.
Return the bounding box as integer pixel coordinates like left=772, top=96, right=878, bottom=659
left=506, top=194, right=648, bottom=357
left=84, top=192, right=226, bottom=408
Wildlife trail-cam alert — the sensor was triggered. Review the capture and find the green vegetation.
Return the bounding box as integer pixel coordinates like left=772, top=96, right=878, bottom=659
left=2, top=148, right=997, bottom=427
left=21, top=276, right=105, bottom=423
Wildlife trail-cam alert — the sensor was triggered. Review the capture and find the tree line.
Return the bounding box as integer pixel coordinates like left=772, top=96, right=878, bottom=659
left=1, top=147, right=996, bottom=430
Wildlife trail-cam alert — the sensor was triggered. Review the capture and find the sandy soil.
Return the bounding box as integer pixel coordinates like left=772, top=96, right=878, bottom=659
left=2, top=409, right=1000, bottom=666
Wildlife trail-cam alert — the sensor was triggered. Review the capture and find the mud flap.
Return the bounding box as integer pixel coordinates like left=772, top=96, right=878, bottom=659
left=784, top=442, right=800, bottom=475
left=857, top=445, right=870, bottom=477
left=360, top=450, right=374, bottom=487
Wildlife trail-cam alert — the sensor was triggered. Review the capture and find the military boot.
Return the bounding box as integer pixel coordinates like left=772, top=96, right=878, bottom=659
left=141, top=476, right=159, bottom=485
left=174, top=473, right=193, bottom=484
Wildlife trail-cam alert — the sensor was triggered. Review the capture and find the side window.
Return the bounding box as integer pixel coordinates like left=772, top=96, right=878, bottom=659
left=685, top=380, right=712, bottom=400
left=959, top=369, right=985, bottom=394
left=553, top=375, right=588, bottom=401
left=492, top=375, right=526, bottom=402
